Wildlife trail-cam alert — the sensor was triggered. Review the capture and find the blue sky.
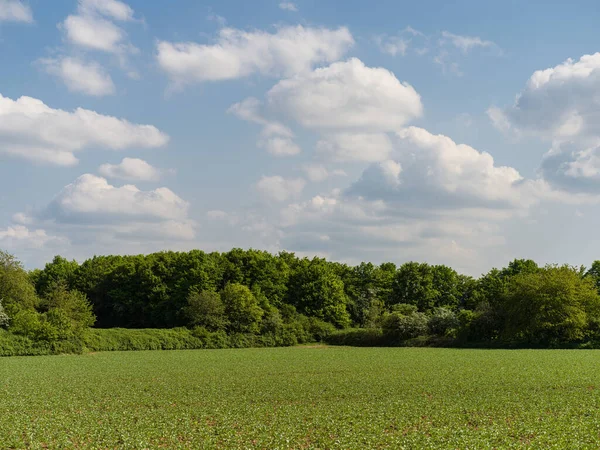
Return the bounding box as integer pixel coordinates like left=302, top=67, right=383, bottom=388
left=2, top=0, right=600, bottom=275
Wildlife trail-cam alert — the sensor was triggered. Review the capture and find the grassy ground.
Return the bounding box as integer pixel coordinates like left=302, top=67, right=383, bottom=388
left=2, top=347, right=600, bottom=449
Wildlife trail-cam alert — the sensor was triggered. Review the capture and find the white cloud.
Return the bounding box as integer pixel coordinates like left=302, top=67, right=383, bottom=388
left=11, top=212, right=32, bottom=225
left=316, top=132, right=394, bottom=162
left=489, top=53, right=600, bottom=141
left=490, top=52, right=600, bottom=194
left=8, top=175, right=196, bottom=263
left=61, top=0, right=137, bottom=55
left=256, top=175, right=306, bottom=202
left=440, top=31, right=495, bottom=53
left=348, top=126, right=530, bottom=209
left=39, top=57, right=115, bottom=96
left=0, top=0, right=31, bottom=23
left=268, top=58, right=423, bottom=131
left=43, top=174, right=188, bottom=224
left=375, top=36, right=409, bottom=56
left=302, top=165, right=346, bottom=182
left=0, top=226, right=63, bottom=249
left=156, top=25, right=354, bottom=86
left=228, top=97, right=301, bottom=157
left=261, top=137, right=301, bottom=156
left=279, top=2, right=298, bottom=12
left=99, top=158, right=162, bottom=181
left=0, top=93, right=168, bottom=166
left=539, top=141, right=600, bottom=194
left=78, top=0, right=135, bottom=21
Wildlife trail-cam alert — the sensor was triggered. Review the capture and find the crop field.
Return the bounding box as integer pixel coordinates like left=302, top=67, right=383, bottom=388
left=2, top=347, right=600, bottom=449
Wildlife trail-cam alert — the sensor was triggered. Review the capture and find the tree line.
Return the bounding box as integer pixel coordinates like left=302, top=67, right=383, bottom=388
left=3, top=248, right=600, bottom=354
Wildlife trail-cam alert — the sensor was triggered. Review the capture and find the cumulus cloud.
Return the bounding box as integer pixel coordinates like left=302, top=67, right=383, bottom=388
left=491, top=53, right=600, bottom=194
left=61, top=0, right=137, bottom=55
left=0, top=0, right=32, bottom=22
left=279, top=2, right=298, bottom=11
left=348, top=127, right=530, bottom=209
left=539, top=141, right=600, bottom=193
left=489, top=53, right=600, bottom=141
left=156, top=25, right=354, bottom=86
left=261, top=137, right=301, bottom=156
left=39, top=57, right=115, bottom=96
left=0, top=93, right=168, bottom=166
left=9, top=174, right=196, bottom=256
left=302, top=165, right=346, bottom=182
left=256, top=175, right=306, bottom=202
left=77, top=0, right=134, bottom=21
left=0, top=226, right=63, bottom=249
left=268, top=58, right=423, bottom=131
left=316, top=132, right=394, bottom=162
left=228, top=97, right=301, bottom=156
left=42, top=174, right=188, bottom=224
left=99, top=158, right=163, bottom=181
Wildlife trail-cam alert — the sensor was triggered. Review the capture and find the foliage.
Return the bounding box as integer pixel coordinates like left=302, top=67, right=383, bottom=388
left=6, top=247, right=600, bottom=353
left=0, top=300, right=9, bottom=328
left=183, top=290, right=227, bottom=331
left=382, top=310, right=429, bottom=341
left=501, top=265, right=600, bottom=345
left=42, top=283, right=96, bottom=336
left=287, top=258, right=351, bottom=328
left=220, top=283, right=263, bottom=333
left=428, top=307, right=459, bottom=337
left=0, top=250, right=39, bottom=318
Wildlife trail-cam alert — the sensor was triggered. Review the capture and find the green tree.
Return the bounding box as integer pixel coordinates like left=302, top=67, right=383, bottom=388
left=382, top=309, right=428, bottom=341
left=287, top=258, right=351, bottom=328
left=220, top=283, right=263, bottom=333
left=0, top=299, right=9, bottom=328
left=585, top=260, right=600, bottom=293
left=33, top=255, right=79, bottom=297
left=43, top=283, right=96, bottom=336
left=502, top=265, right=600, bottom=344
left=428, top=307, right=459, bottom=337
left=0, top=250, right=39, bottom=319
left=183, top=290, right=227, bottom=331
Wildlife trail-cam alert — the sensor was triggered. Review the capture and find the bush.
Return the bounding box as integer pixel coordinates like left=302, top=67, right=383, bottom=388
left=307, top=317, right=337, bottom=342
left=382, top=311, right=428, bottom=341
left=0, top=300, right=9, bottom=329
left=326, top=328, right=385, bottom=346
left=428, top=307, right=459, bottom=337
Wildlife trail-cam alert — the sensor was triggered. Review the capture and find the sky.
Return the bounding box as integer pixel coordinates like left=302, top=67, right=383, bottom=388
left=2, top=0, right=600, bottom=275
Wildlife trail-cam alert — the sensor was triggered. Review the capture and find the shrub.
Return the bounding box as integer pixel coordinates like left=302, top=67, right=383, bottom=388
left=326, top=328, right=385, bottom=346
left=428, top=307, right=459, bottom=337
left=382, top=311, right=428, bottom=341
left=0, top=300, right=9, bottom=329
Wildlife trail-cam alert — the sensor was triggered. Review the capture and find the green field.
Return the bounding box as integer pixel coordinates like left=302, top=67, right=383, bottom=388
left=2, top=347, right=600, bottom=449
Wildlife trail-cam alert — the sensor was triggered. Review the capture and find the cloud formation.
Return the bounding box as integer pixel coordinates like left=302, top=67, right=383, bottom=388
left=268, top=58, right=423, bottom=131
left=157, top=25, right=354, bottom=86
left=61, top=0, right=137, bottom=55
left=0, top=93, right=168, bottom=165
left=490, top=53, right=600, bottom=194
left=256, top=176, right=306, bottom=202
left=99, top=158, right=163, bottom=181
left=39, top=57, right=115, bottom=96
left=228, top=97, right=301, bottom=156
left=0, top=0, right=32, bottom=22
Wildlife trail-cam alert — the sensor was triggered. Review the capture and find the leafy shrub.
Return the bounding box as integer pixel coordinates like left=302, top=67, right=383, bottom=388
left=0, top=300, right=9, bottom=329
left=382, top=311, right=428, bottom=341
left=428, top=307, right=459, bottom=337
left=326, top=328, right=385, bottom=346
